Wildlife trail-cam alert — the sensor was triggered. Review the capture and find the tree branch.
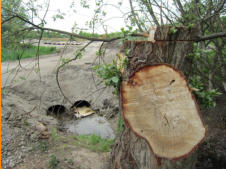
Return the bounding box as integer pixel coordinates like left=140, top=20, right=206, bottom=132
left=56, top=41, right=93, bottom=104
left=152, top=0, right=174, bottom=25
left=6, top=14, right=145, bottom=42
left=141, top=0, right=160, bottom=26
left=196, top=32, right=226, bottom=42
left=3, top=13, right=225, bottom=43
left=1, top=16, right=17, bottom=24
left=174, top=0, right=185, bottom=16
left=129, top=0, right=144, bottom=32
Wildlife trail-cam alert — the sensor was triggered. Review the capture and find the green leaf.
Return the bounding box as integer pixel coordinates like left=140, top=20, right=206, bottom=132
left=170, top=27, right=177, bottom=34
left=111, top=76, right=119, bottom=83
left=19, top=76, right=26, bottom=80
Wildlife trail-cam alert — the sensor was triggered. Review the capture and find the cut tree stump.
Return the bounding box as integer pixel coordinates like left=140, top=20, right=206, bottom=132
left=109, top=26, right=206, bottom=169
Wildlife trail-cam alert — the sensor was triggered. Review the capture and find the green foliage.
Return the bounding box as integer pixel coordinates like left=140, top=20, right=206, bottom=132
left=120, top=26, right=134, bottom=42
left=38, top=141, right=49, bottom=152
left=188, top=23, right=195, bottom=30
left=61, top=57, right=71, bottom=65
left=94, top=52, right=129, bottom=94
left=74, top=134, right=114, bottom=152
left=94, top=61, right=121, bottom=93
left=75, top=50, right=83, bottom=59
left=189, top=75, right=222, bottom=108
left=51, top=128, right=57, bottom=143
left=96, top=47, right=104, bottom=57
left=117, top=117, right=124, bottom=133
left=24, top=120, right=30, bottom=126
left=169, top=27, right=177, bottom=34
left=52, top=9, right=65, bottom=21
left=1, top=0, right=28, bottom=48
left=48, top=155, right=59, bottom=169
left=67, top=159, right=74, bottom=165
left=188, top=42, right=224, bottom=108
left=2, top=45, right=57, bottom=62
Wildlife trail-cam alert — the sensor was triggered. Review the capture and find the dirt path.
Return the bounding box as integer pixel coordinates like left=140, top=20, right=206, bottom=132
left=1, top=40, right=121, bottom=169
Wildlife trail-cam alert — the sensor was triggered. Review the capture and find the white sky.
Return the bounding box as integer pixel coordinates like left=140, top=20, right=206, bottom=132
left=30, top=0, right=131, bottom=33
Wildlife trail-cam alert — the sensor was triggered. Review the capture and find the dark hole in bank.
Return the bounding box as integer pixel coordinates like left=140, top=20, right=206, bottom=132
left=47, top=105, right=66, bottom=116
left=70, top=100, right=91, bottom=109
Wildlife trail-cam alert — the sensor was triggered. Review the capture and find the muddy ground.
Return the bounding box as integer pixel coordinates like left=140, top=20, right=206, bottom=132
left=1, top=40, right=226, bottom=169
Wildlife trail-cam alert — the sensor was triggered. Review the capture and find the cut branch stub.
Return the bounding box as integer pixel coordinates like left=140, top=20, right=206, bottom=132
left=121, top=64, right=205, bottom=160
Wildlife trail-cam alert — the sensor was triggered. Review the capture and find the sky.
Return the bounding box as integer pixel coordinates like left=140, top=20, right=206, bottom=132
left=31, top=0, right=131, bottom=34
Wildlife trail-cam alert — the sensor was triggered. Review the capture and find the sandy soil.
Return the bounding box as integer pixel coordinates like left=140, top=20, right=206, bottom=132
left=1, top=40, right=121, bottom=169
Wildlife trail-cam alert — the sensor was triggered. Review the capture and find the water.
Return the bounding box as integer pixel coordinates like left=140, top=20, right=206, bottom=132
left=65, top=115, right=115, bottom=139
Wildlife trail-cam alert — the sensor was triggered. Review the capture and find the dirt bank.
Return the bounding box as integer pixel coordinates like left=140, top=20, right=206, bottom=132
left=1, top=40, right=121, bottom=169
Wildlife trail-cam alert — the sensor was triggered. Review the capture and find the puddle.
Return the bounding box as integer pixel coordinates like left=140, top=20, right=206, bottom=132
left=65, top=115, right=115, bottom=139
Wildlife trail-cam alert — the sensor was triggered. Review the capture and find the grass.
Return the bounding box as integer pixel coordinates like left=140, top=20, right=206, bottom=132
left=51, top=127, right=58, bottom=144
left=1, top=44, right=57, bottom=62
left=117, top=117, right=124, bottom=133
left=32, top=140, right=49, bottom=152
left=38, top=141, right=49, bottom=152
left=74, top=134, right=114, bottom=152
left=48, top=155, right=59, bottom=169
left=24, top=120, right=30, bottom=126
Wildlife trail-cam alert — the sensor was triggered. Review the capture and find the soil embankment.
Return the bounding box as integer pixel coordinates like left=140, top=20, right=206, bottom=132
left=1, top=40, right=121, bottom=169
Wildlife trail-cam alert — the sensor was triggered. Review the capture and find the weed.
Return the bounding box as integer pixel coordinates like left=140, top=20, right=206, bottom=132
left=24, top=120, right=30, bottom=126
left=117, top=117, right=124, bottom=133
left=48, top=155, right=59, bottom=169
left=93, top=53, right=128, bottom=94
left=67, top=159, right=74, bottom=165
left=74, top=134, right=114, bottom=152
left=51, top=128, right=57, bottom=143
left=38, top=141, right=48, bottom=152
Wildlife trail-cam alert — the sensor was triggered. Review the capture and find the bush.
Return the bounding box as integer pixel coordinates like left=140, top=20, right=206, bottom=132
left=189, top=75, right=222, bottom=108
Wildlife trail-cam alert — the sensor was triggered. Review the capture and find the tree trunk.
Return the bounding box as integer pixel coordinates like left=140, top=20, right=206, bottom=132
left=109, top=26, right=203, bottom=169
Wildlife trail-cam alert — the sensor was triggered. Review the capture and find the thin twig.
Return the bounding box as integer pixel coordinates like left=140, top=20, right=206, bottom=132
left=56, top=41, right=93, bottom=104
left=35, top=30, right=44, bottom=81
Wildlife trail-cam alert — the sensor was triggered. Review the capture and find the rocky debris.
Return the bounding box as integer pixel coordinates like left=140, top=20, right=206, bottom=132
left=35, top=123, right=49, bottom=139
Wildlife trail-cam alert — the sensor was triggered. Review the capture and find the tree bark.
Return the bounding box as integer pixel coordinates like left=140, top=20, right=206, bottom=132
left=109, top=26, right=201, bottom=169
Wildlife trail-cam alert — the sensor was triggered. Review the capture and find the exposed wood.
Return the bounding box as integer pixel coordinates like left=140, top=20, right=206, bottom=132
left=121, top=64, right=205, bottom=160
